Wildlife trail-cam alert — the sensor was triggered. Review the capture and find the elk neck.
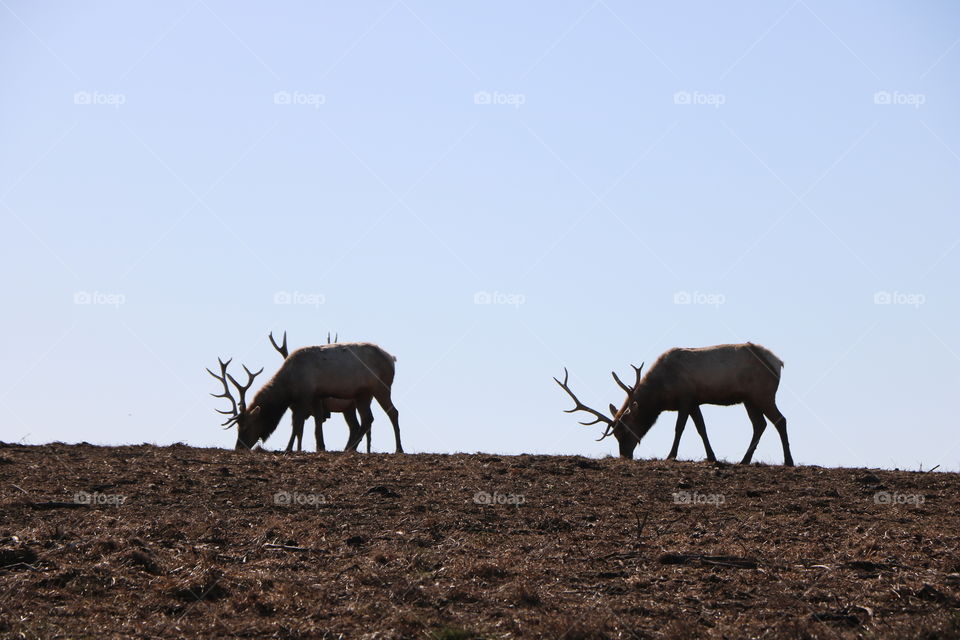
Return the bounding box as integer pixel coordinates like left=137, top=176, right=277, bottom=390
left=630, top=378, right=670, bottom=426
left=249, top=379, right=291, bottom=441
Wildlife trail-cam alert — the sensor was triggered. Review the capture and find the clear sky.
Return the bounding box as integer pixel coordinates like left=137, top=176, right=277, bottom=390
left=1, top=1, right=957, bottom=469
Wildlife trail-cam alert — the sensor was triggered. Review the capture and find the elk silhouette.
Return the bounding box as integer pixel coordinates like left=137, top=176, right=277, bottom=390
left=268, top=331, right=370, bottom=453
left=555, top=342, right=793, bottom=465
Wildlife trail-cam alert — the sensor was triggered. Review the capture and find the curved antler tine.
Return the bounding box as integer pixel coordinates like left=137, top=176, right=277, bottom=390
left=611, top=370, right=632, bottom=393
left=631, top=363, right=644, bottom=386
left=228, top=364, right=264, bottom=409
left=269, top=331, right=289, bottom=358
left=551, top=366, right=569, bottom=388
left=208, top=358, right=240, bottom=424
left=554, top=367, right=614, bottom=428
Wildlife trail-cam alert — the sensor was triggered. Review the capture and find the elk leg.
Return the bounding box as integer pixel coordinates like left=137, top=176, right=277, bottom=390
left=740, top=402, right=767, bottom=464
left=346, top=397, right=374, bottom=452
left=288, top=410, right=307, bottom=453
left=741, top=402, right=767, bottom=464
left=285, top=409, right=301, bottom=452
left=667, top=410, right=689, bottom=460
left=342, top=409, right=363, bottom=452
left=372, top=386, right=402, bottom=454
left=312, top=397, right=327, bottom=452
left=761, top=401, right=793, bottom=466
left=689, top=405, right=716, bottom=462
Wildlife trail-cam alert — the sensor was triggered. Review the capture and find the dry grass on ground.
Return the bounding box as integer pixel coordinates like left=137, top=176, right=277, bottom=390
left=1, top=443, right=959, bottom=638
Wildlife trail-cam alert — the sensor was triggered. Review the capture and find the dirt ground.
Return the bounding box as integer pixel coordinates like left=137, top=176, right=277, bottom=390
left=1, top=442, right=959, bottom=639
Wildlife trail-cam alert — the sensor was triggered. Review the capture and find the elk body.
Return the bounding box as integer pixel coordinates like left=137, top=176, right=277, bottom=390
left=209, top=343, right=402, bottom=453
left=268, top=331, right=370, bottom=453
left=555, top=342, right=793, bottom=466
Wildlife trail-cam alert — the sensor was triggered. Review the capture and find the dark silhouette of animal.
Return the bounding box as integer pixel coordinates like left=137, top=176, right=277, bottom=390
left=268, top=331, right=369, bottom=453
left=555, top=342, right=793, bottom=465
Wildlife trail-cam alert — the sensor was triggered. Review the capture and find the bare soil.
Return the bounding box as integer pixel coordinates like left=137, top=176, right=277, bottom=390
left=1, top=443, right=959, bottom=639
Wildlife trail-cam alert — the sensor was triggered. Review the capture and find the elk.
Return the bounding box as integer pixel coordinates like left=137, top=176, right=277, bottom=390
left=268, top=331, right=370, bottom=453
left=554, top=342, right=793, bottom=466
left=208, top=342, right=403, bottom=453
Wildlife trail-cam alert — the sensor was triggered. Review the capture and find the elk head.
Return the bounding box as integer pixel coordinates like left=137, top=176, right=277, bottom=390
left=206, top=357, right=264, bottom=450
left=553, top=364, right=652, bottom=459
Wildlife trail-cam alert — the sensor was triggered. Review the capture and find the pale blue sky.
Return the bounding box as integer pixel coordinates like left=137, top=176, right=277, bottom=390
left=1, top=1, right=957, bottom=468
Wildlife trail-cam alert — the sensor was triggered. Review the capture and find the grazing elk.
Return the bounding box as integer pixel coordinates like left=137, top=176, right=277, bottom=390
left=268, top=331, right=370, bottom=453
left=555, top=342, right=793, bottom=466
left=208, top=343, right=403, bottom=453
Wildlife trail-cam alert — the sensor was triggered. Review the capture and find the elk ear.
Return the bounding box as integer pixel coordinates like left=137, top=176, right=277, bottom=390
left=609, top=403, right=618, bottom=417
left=250, top=406, right=261, bottom=417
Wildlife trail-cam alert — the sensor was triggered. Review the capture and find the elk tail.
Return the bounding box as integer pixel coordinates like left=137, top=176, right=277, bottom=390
left=748, top=343, right=784, bottom=376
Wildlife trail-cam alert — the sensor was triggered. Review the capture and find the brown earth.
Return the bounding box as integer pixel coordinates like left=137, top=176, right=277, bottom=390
left=1, top=442, right=959, bottom=639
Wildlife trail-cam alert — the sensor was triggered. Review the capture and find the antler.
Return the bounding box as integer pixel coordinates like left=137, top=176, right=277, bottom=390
left=207, top=359, right=263, bottom=428
left=553, top=367, right=615, bottom=431
left=612, top=370, right=632, bottom=393
left=327, top=332, right=338, bottom=344
left=206, top=358, right=239, bottom=427
left=226, top=365, right=263, bottom=412
left=632, top=363, right=644, bottom=386
left=269, top=331, right=289, bottom=358
left=611, top=362, right=645, bottom=394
